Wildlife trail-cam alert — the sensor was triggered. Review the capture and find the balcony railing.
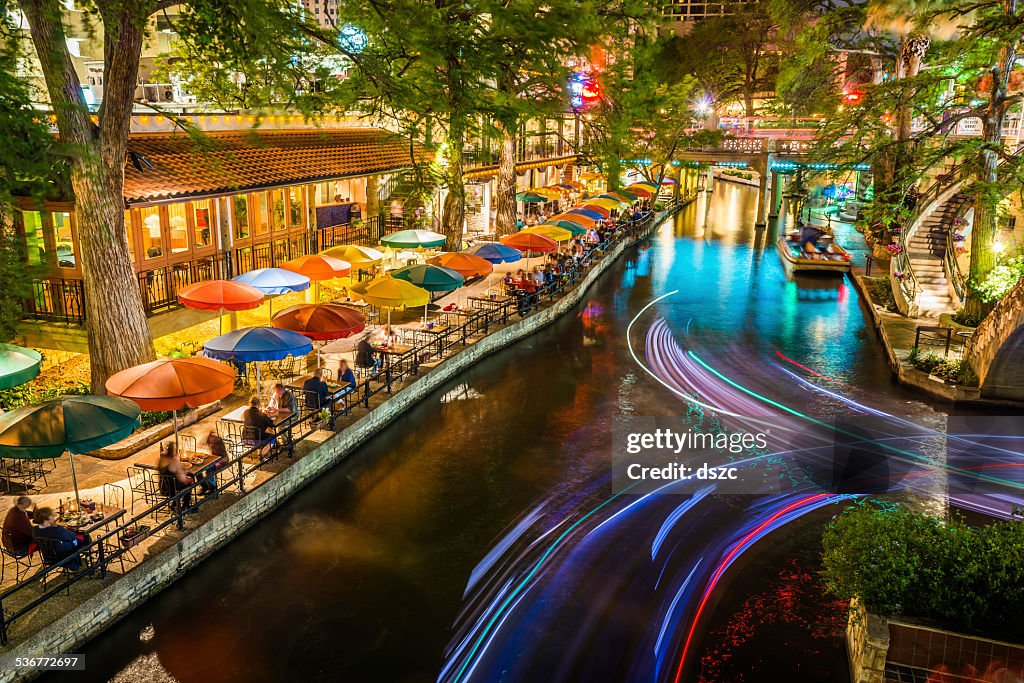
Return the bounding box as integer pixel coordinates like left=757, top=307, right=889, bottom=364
left=139, top=252, right=234, bottom=315
left=23, top=278, right=86, bottom=325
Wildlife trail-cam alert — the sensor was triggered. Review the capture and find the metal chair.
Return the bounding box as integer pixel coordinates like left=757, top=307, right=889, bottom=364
left=1, top=530, right=36, bottom=584
left=127, top=466, right=160, bottom=516
left=178, top=434, right=197, bottom=454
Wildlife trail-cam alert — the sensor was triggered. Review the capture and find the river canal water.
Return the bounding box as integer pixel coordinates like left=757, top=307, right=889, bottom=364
left=60, top=183, right=980, bottom=683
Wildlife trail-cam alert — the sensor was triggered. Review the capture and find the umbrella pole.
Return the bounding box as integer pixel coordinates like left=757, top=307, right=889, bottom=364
left=68, top=451, right=82, bottom=511
left=423, top=302, right=428, bottom=325
left=256, top=363, right=262, bottom=402
left=173, top=409, right=180, bottom=452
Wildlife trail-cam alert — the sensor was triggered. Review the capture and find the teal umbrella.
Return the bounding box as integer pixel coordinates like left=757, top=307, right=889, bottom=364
left=0, top=395, right=141, bottom=508
left=0, top=344, right=42, bottom=390
left=391, top=264, right=465, bottom=292
left=391, top=264, right=464, bottom=322
left=516, top=191, right=549, bottom=203
left=380, top=229, right=447, bottom=249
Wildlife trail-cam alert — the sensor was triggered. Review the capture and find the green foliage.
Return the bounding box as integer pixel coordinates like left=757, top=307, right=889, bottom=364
left=906, top=349, right=968, bottom=382
left=970, top=255, right=1024, bottom=304
left=0, top=376, right=89, bottom=412
left=822, top=503, right=1024, bottom=636
left=865, top=276, right=899, bottom=312
left=952, top=308, right=984, bottom=327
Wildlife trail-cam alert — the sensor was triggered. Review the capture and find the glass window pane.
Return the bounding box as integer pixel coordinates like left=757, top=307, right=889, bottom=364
left=233, top=195, right=249, bottom=239
left=140, top=206, right=163, bottom=259
left=52, top=211, right=76, bottom=268
left=22, top=210, right=46, bottom=266
left=167, top=203, right=189, bottom=254
left=270, top=190, right=286, bottom=231
left=255, top=192, right=270, bottom=235
left=288, top=187, right=304, bottom=228
left=192, top=200, right=213, bottom=249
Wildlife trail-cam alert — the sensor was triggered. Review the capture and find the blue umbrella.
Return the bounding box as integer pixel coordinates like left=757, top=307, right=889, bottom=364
left=233, top=268, right=310, bottom=295
left=204, top=327, right=313, bottom=400
left=567, top=208, right=604, bottom=221
left=466, top=242, right=522, bottom=264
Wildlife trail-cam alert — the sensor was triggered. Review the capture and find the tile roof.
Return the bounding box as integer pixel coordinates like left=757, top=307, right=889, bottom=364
left=123, top=128, right=426, bottom=205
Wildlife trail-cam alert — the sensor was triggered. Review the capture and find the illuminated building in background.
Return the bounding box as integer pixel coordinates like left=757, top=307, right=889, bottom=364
left=661, top=0, right=761, bottom=33
left=302, top=0, right=341, bottom=27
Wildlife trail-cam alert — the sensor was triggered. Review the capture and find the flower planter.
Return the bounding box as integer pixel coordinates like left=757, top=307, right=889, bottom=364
left=121, top=525, right=151, bottom=549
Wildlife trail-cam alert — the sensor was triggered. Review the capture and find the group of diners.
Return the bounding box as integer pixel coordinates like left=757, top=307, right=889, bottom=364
left=2, top=496, right=92, bottom=570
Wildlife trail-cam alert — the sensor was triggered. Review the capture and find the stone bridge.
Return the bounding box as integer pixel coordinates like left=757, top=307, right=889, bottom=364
left=965, top=278, right=1024, bottom=401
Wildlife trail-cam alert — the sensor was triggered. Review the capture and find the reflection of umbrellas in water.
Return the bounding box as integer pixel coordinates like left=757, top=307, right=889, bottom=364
left=0, top=395, right=141, bottom=508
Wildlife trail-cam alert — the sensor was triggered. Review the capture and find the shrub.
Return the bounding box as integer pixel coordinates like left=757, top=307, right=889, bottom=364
left=865, top=276, right=898, bottom=312
left=971, top=254, right=1024, bottom=303
left=822, top=503, right=1024, bottom=637
left=952, top=309, right=983, bottom=327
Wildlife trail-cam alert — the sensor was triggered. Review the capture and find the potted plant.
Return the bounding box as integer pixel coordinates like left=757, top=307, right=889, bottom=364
left=315, top=408, right=331, bottom=430
left=121, top=524, right=151, bottom=549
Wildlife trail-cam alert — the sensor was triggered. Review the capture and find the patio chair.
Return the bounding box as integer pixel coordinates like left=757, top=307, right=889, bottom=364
left=178, top=434, right=197, bottom=454
left=34, top=536, right=89, bottom=594
left=127, top=466, right=160, bottom=516
left=1, top=530, right=36, bottom=584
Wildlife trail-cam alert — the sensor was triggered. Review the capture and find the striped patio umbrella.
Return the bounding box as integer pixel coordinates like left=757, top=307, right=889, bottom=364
left=550, top=212, right=595, bottom=228
left=598, top=192, right=633, bottom=204
left=579, top=204, right=611, bottom=218
left=520, top=225, right=573, bottom=242
left=628, top=182, right=660, bottom=194
left=566, top=208, right=604, bottom=220
left=585, top=198, right=622, bottom=211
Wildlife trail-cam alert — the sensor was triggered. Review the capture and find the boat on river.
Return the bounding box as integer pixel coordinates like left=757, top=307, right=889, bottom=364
left=776, top=230, right=852, bottom=276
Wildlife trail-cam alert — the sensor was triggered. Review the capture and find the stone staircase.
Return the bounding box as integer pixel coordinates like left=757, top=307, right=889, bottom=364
left=906, top=191, right=968, bottom=316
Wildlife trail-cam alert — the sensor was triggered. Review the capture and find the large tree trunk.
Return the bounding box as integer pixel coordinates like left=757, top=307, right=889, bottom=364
left=440, top=130, right=466, bottom=251
left=22, top=0, right=156, bottom=392
left=494, top=131, right=518, bottom=237
left=963, top=113, right=1005, bottom=320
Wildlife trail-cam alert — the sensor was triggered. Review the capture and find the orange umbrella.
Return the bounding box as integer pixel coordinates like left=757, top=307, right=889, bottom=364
left=580, top=203, right=611, bottom=218
left=177, top=280, right=264, bottom=312
left=500, top=233, right=558, bottom=254
left=427, top=252, right=494, bottom=278
left=271, top=303, right=366, bottom=341
left=281, top=254, right=351, bottom=281
left=105, top=357, right=236, bottom=450
left=549, top=212, right=595, bottom=228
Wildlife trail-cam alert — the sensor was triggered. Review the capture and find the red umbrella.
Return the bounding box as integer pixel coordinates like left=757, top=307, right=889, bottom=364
left=270, top=303, right=366, bottom=341
left=580, top=204, right=611, bottom=218
left=500, top=233, right=558, bottom=254
left=281, top=254, right=351, bottom=281
left=177, top=280, right=264, bottom=312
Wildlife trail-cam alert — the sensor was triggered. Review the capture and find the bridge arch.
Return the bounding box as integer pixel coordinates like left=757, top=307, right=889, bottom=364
left=965, top=278, right=1024, bottom=401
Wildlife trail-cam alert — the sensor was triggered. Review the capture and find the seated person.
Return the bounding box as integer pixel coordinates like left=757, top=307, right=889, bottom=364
left=158, top=442, right=195, bottom=509
left=337, top=359, right=357, bottom=395
left=32, top=507, right=89, bottom=571
left=267, top=383, right=294, bottom=414
left=195, top=430, right=230, bottom=495
left=2, top=496, right=34, bottom=556
left=355, top=338, right=382, bottom=374
left=301, top=369, right=332, bottom=412
left=371, top=324, right=398, bottom=346
left=242, top=396, right=276, bottom=448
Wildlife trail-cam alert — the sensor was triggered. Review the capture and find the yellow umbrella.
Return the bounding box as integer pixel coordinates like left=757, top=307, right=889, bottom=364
left=578, top=171, right=605, bottom=181
left=585, top=198, right=622, bottom=211
left=354, top=276, right=431, bottom=328
left=520, top=225, right=573, bottom=242
left=322, top=244, right=385, bottom=269
left=628, top=182, right=660, bottom=194
left=531, top=187, right=562, bottom=200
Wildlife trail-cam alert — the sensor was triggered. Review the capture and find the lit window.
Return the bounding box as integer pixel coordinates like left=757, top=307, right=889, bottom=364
left=140, top=206, right=163, bottom=259
left=167, top=203, right=189, bottom=254
left=233, top=195, right=249, bottom=239
left=192, top=199, right=213, bottom=248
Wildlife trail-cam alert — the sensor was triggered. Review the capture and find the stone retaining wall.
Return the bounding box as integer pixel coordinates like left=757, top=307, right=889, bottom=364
left=2, top=209, right=679, bottom=682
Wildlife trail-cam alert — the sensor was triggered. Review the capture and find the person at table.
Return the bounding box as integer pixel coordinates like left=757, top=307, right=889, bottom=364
left=242, top=396, right=277, bottom=451
left=302, top=369, right=332, bottom=413
left=158, top=442, right=194, bottom=510
left=267, top=382, right=294, bottom=414
left=192, top=430, right=230, bottom=496
left=355, top=338, right=382, bottom=376
left=32, top=507, right=89, bottom=571
left=2, top=496, right=34, bottom=556
left=337, top=359, right=357, bottom=395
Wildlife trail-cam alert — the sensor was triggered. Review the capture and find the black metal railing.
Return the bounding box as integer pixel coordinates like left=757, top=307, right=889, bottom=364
left=138, top=252, right=234, bottom=315
left=0, top=205, right=674, bottom=646
left=23, top=278, right=86, bottom=325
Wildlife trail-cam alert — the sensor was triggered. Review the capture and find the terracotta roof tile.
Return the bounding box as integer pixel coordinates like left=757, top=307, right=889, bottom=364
left=123, top=128, right=426, bottom=205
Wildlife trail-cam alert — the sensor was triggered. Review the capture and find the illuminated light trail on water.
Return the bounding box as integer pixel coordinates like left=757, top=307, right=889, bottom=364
left=439, top=289, right=1024, bottom=683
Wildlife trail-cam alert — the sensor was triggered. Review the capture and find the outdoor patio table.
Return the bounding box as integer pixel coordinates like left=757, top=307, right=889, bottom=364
left=220, top=406, right=295, bottom=427
left=285, top=376, right=352, bottom=403
left=57, top=503, right=126, bottom=535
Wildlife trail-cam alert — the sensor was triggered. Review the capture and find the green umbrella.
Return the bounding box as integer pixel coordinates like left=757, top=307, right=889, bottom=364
left=516, top=191, right=550, bottom=203
left=0, top=395, right=141, bottom=508
left=0, top=344, right=42, bottom=390
left=391, top=264, right=465, bottom=323
left=543, top=220, right=587, bottom=236
left=380, top=229, right=447, bottom=249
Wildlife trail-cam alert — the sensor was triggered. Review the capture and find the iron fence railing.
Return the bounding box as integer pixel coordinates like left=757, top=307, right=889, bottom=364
left=0, top=207, right=672, bottom=646
left=138, top=252, right=233, bottom=315
left=23, top=278, right=86, bottom=325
